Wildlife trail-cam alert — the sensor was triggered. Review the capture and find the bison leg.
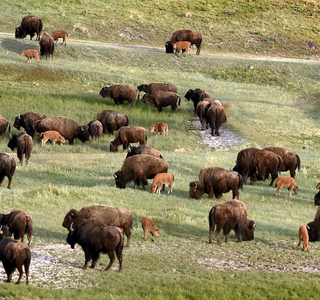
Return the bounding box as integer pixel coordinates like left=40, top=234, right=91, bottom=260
left=15, top=266, right=24, bottom=284
left=115, top=251, right=123, bottom=272
left=90, top=252, right=100, bottom=268
left=143, top=229, right=148, bottom=241
left=232, top=190, right=240, bottom=200
left=149, top=231, right=154, bottom=241
left=104, top=251, right=115, bottom=271
left=7, top=175, right=13, bottom=189
left=269, top=173, right=278, bottom=186
left=215, top=226, right=223, bottom=244
left=83, top=250, right=92, bottom=269
left=276, top=186, right=281, bottom=196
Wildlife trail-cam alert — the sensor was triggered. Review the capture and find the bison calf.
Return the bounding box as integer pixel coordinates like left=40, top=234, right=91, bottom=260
left=141, top=217, right=160, bottom=241
left=51, top=30, right=68, bottom=46
left=149, top=122, right=168, bottom=136
left=296, top=225, right=309, bottom=251
left=41, top=130, right=66, bottom=146
left=20, top=49, right=40, bottom=64
left=173, top=41, right=191, bottom=57
left=275, top=177, right=298, bottom=196
left=150, top=173, right=174, bottom=194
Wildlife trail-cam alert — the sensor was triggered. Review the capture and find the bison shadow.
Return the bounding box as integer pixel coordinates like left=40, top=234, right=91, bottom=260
left=1, top=38, right=40, bottom=54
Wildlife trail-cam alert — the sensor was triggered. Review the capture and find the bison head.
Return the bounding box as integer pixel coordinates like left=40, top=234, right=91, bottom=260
left=137, top=84, right=147, bottom=92
left=7, top=134, right=18, bottom=151
left=99, top=86, right=111, bottom=98
left=114, top=171, right=126, bottom=189
left=66, top=223, right=78, bottom=249
left=240, top=220, right=256, bottom=241
left=13, top=115, right=23, bottom=130
left=110, top=141, right=118, bottom=152
left=184, top=89, right=194, bottom=101
left=165, top=41, right=174, bottom=53
left=307, top=222, right=318, bottom=242
left=15, top=27, right=23, bottom=39
left=189, top=181, right=204, bottom=199
left=78, top=125, right=90, bottom=143
left=62, top=209, right=78, bottom=228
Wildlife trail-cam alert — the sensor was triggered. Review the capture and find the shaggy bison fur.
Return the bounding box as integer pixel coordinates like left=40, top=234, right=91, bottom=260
left=40, top=32, right=54, bottom=60
left=15, top=15, right=43, bottom=41
left=13, top=112, right=47, bottom=138
left=170, top=29, right=202, bottom=55
left=99, top=85, right=139, bottom=105
left=0, top=153, right=16, bottom=189
left=7, top=131, right=33, bottom=165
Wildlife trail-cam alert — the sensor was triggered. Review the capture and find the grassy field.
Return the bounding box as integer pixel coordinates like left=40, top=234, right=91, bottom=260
left=1, top=1, right=320, bottom=299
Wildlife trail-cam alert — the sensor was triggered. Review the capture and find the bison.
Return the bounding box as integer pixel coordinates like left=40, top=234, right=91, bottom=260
left=126, top=145, right=164, bottom=159
left=87, top=120, right=103, bottom=141
left=185, top=88, right=211, bottom=112
left=15, top=15, right=43, bottom=41
left=110, top=126, right=147, bottom=152
left=13, top=112, right=47, bottom=138
left=66, top=219, right=124, bottom=271
left=7, top=131, right=33, bottom=165
left=0, top=237, right=31, bottom=284
left=263, top=146, right=301, bottom=178
left=196, top=99, right=212, bottom=130
left=0, top=210, right=33, bottom=246
left=0, top=115, right=10, bottom=139
left=141, top=217, right=160, bottom=241
left=39, top=116, right=90, bottom=145
left=190, top=167, right=243, bottom=200
left=114, top=154, right=168, bottom=190
left=209, top=199, right=256, bottom=243
left=141, top=91, right=181, bottom=112
left=0, top=226, right=11, bottom=238
left=97, top=110, right=129, bottom=135
left=51, top=30, right=68, bottom=46
left=40, top=32, right=54, bottom=60
left=170, top=29, right=202, bottom=55
left=165, top=41, right=174, bottom=53
left=99, top=85, right=139, bottom=105
left=137, top=83, right=177, bottom=95
left=62, top=205, right=133, bottom=247
left=0, top=153, right=16, bottom=189
left=307, top=207, right=320, bottom=242
left=205, top=102, right=227, bottom=136
left=314, top=183, right=320, bottom=206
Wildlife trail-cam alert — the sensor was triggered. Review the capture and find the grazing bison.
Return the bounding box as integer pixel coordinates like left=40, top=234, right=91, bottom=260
left=189, top=167, right=243, bottom=200
left=196, top=99, right=212, bottom=130
left=39, top=116, right=90, bottom=145
left=62, top=205, right=133, bottom=247
left=0, top=210, right=33, bottom=246
left=185, top=88, right=211, bottom=112
left=110, top=126, right=147, bottom=152
left=0, top=237, right=31, bottom=284
left=165, top=41, right=174, bottom=53
left=7, top=131, right=33, bottom=165
left=170, top=29, right=202, bottom=55
left=307, top=207, right=320, bottom=242
left=141, top=217, right=160, bottom=241
left=51, top=30, right=68, bottom=45
left=99, top=85, right=139, bottom=105
left=209, top=199, right=256, bottom=243
left=97, top=110, right=129, bottom=135
left=141, top=91, right=181, bottom=112
left=137, top=83, right=177, bottom=95
left=66, top=220, right=124, bottom=271
left=87, top=120, right=103, bottom=141
left=126, top=145, right=164, bottom=159
left=263, top=146, right=301, bottom=178
left=296, top=225, right=309, bottom=251
left=0, top=115, right=10, bottom=139
left=205, top=102, right=227, bottom=136
left=40, top=32, right=54, bottom=60
left=13, top=112, right=47, bottom=138
left=0, top=153, right=16, bottom=189
left=114, top=154, right=168, bottom=190
left=15, top=15, right=43, bottom=41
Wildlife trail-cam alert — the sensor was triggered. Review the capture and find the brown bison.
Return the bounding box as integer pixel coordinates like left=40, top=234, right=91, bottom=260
left=13, top=112, right=47, bottom=138
left=126, top=145, right=164, bottom=159
left=173, top=41, right=191, bottom=57
left=99, top=85, right=139, bottom=105
left=141, top=217, right=160, bottom=241
left=0, top=210, right=33, bottom=246
left=62, top=205, right=133, bottom=247
left=307, top=207, right=320, bottom=242
left=149, top=122, right=168, bottom=136
left=66, top=220, right=124, bottom=271
left=205, top=102, right=227, bottom=136
left=20, top=49, right=40, bottom=64
left=0, top=226, right=11, bottom=238
left=15, top=15, right=43, bottom=41
left=263, top=146, right=301, bottom=178
left=39, top=116, right=90, bottom=145
left=0, top=237, right=31, bottom=284
left=0, top=153, right=16, bottom=189
left=51, top=30, right=68, bottom=45
left=40, top=32, right=54, bottom=60
left=196, top=99, right=212, bottom=130
left=137, top=83, right=177, bottom=95
left=141, top=91, right=181, bottom=112
left=7, top=131, right=33, bottom=165
left=114, top=154, right=168, bottom=190
left=209, top=200, right=256, bottom=243
left=97, top=110, right=129, bottom=135
left=185, top=88, right=211, bottom=112
left=170, top=29, right=202, bottom=55
left=110, top=126, right=147, bottom=152
left=87, top=120, right=103, bottom=141
left=0, top=115, right=10, bottom=139
left=189, top=167, right=243, bottom=200
left=314, top=183, right=320, bottom=206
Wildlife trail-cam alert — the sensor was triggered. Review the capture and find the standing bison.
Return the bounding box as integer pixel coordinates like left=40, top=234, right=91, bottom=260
left=97, top=110, right=129, bottom=135
left=209, top=200, right=256, bottom=243
left=110, top=126, right=147, bottom=152
left=185, top=88, right=211, bottom=112
left=0, top=115, right=10, bottom=139
left=40, top=32, right=54, bottom=60
left=196, top=99, right=212, bottom=130
left=99, top=85, right=139, bottom=105
left=7, top=131, right=33, bottom=165
left=114, top=154, right=168, bottom=190
left=189, top=167, right=243, bottom=200
left=15, top=15, right=43, bottom=41
left=0, top=153, right=16, bottom=189
left=126, top=145, right=164, bottom=159
left=307, top=207, right=320, bottom=242
left=141, top=91, right=181, bottom=112
left=39, top=116, right=90, bottom=145
left=205, top=102, right=227, bottom=136
left=13, top=112, right=47, bottom=138
left=137, top=83, right=177, bottom=95
left=170, top=30, right=202, bottom=55
left=87, top=120, right=103, bottom=141
left=62, top=205, right=133, bottom=247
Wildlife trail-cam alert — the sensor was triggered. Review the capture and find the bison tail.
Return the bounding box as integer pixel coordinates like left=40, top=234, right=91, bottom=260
left=25, top=216, right=32, bottom=235
left=238, top=174, right=244, bottom=190
left=297, top=155, right=301, bottom=171
left=178, top=96, right=181, bottom=106
left=8, top=122, right=11, bottom=134
left=208, top=207, right=216, bottom=231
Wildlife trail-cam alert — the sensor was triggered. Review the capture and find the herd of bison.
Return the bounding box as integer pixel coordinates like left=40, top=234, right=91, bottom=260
left=0, top=15, right=319, bottom=285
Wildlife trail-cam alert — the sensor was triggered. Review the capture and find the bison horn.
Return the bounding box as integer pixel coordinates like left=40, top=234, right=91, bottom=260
left=113, top=173, right=117, bottom=178
left=69, top=223, right=74, bottom=233
left=306, top=225, right=310, bottom=230
left=0, top=226, right=2, bottom=235
left=252, top=222, right=256, bottom=228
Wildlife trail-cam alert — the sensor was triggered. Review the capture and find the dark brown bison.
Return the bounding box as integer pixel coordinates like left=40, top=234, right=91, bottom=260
left=165, top=41, right=174, bottom=53
left=263, top=146, right=301, bottom=178
left=99, top=85, right=139, bottom=105
left=189, top=167, right=243, bottom=200
left=170, top=29, right=202, bottom=55
left=126, top=145, right=164, bottom=159
left=196, top=99, right=212, bottom=130
left=62, top=205, right=133, bottom=247
left=114, top=154, right=168, bottom=190
left=13, top=112, right=47, bottom=138
left=87, top=120, right=103, bottom=141
left=141, top=91, right=181, bottom=112
left=0, top=237, right=31, bottom=284
left=185, top=88, right=211, bottom=112
left=110, top=126, right=147, bottom=152
left=209, top=200, right=255, bottom=243
left=137, top=83, right=177, bottom=95
left=0, top=115, right=10, bottom=139
left=0, top=226, right=11, bottom=238
left=314, top=183, right=320, bottom=206
left=15, top=15, right=43, bottom=41
left=0, top=210, right=33, bottom=246
left=97, top=110, right=129, bottom=135
left=40, top=32, right=54, bottom=60
left=205, top=102, right=227, bottom=136
left=7, top=131, right=33, bottom=165
left=39, top=116, right=90, bottom=145
left=307, top=207, right=320, bottom=242
left=66, top=220, right=124, bottom=271
left=0, top=153, right=16, bottom=189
